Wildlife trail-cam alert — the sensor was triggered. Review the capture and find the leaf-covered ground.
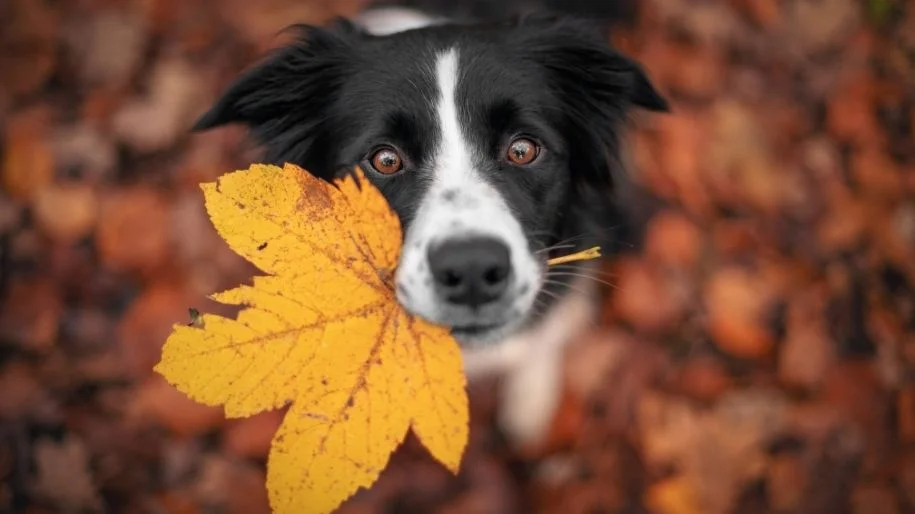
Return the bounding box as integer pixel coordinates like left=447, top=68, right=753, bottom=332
left=1, top=0, right=913, bottom=513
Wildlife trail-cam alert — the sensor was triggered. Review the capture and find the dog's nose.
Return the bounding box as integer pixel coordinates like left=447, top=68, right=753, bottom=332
left=427, top=237, right=512, bottom=307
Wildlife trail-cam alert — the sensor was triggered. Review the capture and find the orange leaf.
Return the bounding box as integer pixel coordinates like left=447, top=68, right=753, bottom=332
left=154, top=163, right=469, bottom=514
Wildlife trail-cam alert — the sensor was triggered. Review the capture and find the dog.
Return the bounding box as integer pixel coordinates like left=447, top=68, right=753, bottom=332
left=192, top=1, right=667, bottom=448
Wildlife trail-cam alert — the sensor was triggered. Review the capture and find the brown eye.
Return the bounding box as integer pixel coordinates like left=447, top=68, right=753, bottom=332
left=506, top=137, right=539, bottom=166
left=370, top=147, right=403, bottom=175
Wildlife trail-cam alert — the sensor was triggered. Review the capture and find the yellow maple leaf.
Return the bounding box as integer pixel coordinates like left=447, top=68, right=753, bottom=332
left=154, top=163, right=468, bottom=514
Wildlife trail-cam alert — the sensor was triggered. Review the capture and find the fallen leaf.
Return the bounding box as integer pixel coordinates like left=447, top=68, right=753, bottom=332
left=643, top=210, right=703, bottom=270
left=851, top=483, right=900, bottom=514
left=610, top=257, right=683, bottom=333
left=51, top=123, right=117, bottom=181
left=766, top=454, right=807, bottom=512
left=0, top=0, right=58, bottom=103
left=224, top=410, right=284, bottom=459
left=132, top=375, right=225, bottom=438
left=0, top=278, right=62, bottom=352
left=778, top=291, right=836, bottom=390
left=154, top=164, right=469, bottom=514
left=666, top=42, right=724, bottom=100
left=196, top=455, right=271, bottom=514
left=900, top=452, right=915, bottom=508
left=639, top=389, right=789, bottom=514
left=704, top=266, right=776, bottom=359
left=645, top=476, right=701, bottom=514
left=96, top=186, right=171, bottom=275
left=112, top=58, right=203, bottom=153
left=118, top=281, right=196, bottom=377
left=32, top=181, right=99, bottom=242
left=0, top=361, right=52, bottom=420
left=899, top=387, right=915, bottom=444
left=2, top=107, right=54, bottom=201
left=30, top=437, right=102, bottom=513
left=64, top=8, right=148, bottom=88
left=674, top=357, right=733, bottom=403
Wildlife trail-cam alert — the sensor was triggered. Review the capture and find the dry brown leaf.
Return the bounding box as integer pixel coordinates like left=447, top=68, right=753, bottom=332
left=132, top=375, right=225, bottom=437
left=32, top=182, right=99, bottom=242
left=705, top=266, right=776, bottom=359
left=2, top=108, right=55, bottom=201
left=112, top=58, right=202, bottom=153
left=673, top=357, right=734, bottom=403
left=822, top=362, right=893, bottom=474
left=654, top=113, right=714, bottom=217
left=826, top=72, right=882, bottom=146
left=646, top=476, right=701, bottom=514
left=51, top=123, right=117, bottom=181
left=30, top=437, right=102, bottom=513
left=778, top=290, right=836, bottom=390
left=766, top=454, right=808, bottom=512
left=610, top=257, right=683, bottom=333
left=117, top=281, right=196, bottom=377
left=97, top=187, right=172, bottom=275
left=224, top=410, right=284, bottom=459
left=0, top=0, right=58, bottom=104
left=666, top=42, right=724, bottom=100
left=64, top=8, right=147, bottom=87
left=643, top=210, right=704, bottom=270
left=851, top=484, right=900, bottom=514
left=899, top=388, right=915, bottom=444
left=0, top=362, right=52, bottom=420
left=0, top=279, right=62, bottom=352
left=639, top=390, right=789, bottom=514
left=196, top=456, right=271, bottom=514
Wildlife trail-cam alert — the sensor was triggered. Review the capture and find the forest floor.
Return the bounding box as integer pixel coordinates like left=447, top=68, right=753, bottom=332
left=2, top=0, right=914, bottom=513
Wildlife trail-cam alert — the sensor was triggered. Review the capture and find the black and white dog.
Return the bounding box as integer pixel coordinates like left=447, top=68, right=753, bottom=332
left=193, top=1, right=667, bottom=447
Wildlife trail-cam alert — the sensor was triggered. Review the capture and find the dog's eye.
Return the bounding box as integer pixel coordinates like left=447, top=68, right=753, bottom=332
left=506, top=138, right=540, bottom=166
left=370, top=147, right=403, bottom=175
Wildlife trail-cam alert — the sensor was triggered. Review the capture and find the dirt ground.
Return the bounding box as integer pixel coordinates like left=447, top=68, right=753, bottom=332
left=2, top=0, right=914, bottom=513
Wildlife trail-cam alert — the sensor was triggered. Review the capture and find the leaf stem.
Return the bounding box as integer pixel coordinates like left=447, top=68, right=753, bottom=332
left=546, top=246, right=602, bottom=266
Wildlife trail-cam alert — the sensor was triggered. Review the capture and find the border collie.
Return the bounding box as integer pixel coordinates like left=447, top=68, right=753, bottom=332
left=192, top=2, right=667, bottom=447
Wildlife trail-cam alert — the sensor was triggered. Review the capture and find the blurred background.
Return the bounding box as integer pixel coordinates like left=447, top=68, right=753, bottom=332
left=1, top=0, right=914, bottom=513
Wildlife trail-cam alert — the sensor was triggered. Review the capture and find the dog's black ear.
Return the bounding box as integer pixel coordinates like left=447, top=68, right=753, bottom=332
left=522, top=18, right=668, bottom=114
left=193, top=20, right=361, bottom=132
left=625, top=60, right=669, bottom=112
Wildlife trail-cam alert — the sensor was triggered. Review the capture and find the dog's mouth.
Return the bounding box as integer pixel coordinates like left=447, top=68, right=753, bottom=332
left=450, top=322, right=505, bottom=338
left=447, top=312, right=526, bottom=345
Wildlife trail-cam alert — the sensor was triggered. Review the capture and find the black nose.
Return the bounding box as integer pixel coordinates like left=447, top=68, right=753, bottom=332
left=427, top=237, right=512, bottom=307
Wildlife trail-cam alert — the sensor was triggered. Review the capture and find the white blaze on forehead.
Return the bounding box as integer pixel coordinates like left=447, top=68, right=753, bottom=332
left=394, top=46, right=540, bottom=331
left=433, top=48, right=475, bottom=186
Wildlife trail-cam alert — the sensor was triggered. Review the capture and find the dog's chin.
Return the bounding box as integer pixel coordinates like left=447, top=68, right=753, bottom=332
left=397, top=300, right=531, bottom=348
left=396, top=284, right=540, bottom=348
left=448, top=315, right=528, bottom=348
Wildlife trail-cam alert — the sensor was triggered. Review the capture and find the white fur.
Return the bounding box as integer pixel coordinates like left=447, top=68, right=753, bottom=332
left=354, top=7, right=443, bottom=35
left=464, top=273, right=598, bottom=445
left=395, top=48, right=540, bottom=336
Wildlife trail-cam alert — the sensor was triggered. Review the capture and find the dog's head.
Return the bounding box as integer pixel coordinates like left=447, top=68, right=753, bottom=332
left=194, top=17, right=667, bottom=345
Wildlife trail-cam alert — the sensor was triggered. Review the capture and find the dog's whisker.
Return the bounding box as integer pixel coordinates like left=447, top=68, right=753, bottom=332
left=546, top=271, right=618, bottom=289
left=551, top=234, right=590, bottom=246
left=535, top=243, right=577, bottom=254
left=542, top=278, right=595, bottom=297
left=549, top=264, right=619, bottom=279
left=537, top=285, right=565, bottom=304
left=530, top=298, right=550, bottom=320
